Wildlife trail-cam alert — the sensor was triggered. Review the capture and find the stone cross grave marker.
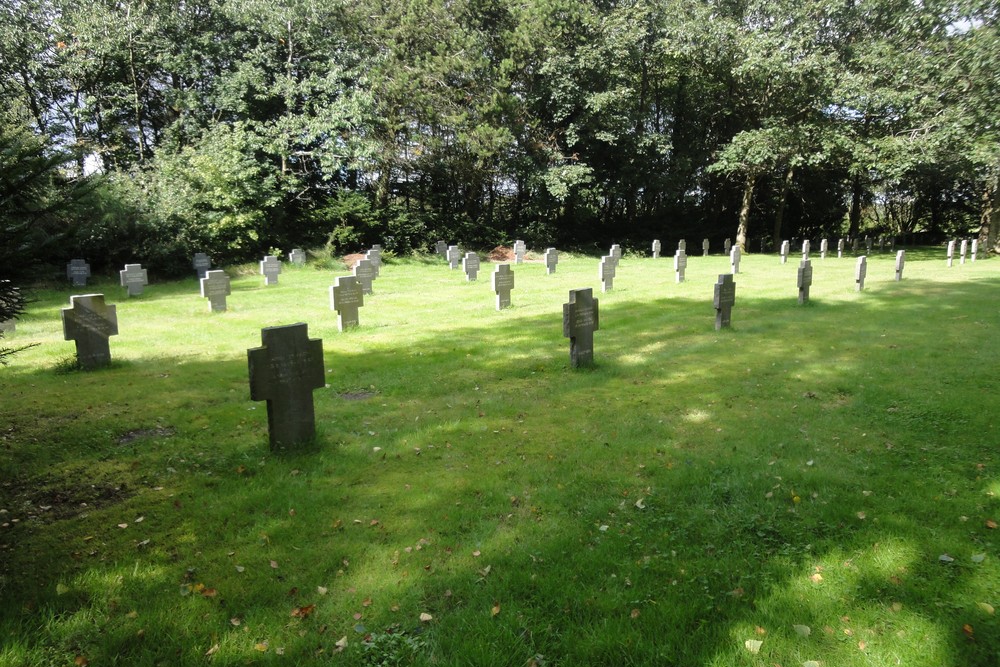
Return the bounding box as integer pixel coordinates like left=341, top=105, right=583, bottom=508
left=463, top=252, right=480, bottom=281
left=652, top=239, right=661, bottom=259
left=960, top=239, right=968, bottom=265
left=599, top=255, right=616, bottom=292
left=0, top=318, right=13, bottom=333
left=802, top=239, right=811, bottom=259
left=972, top=239, right=979, bottom=262
left=678, top=239, right=686, bottom=252
left=492, top=264, right=514, bottom=310
left=260, top=255, right=281, bottom=284
left=780, top=240, right=789, bottom=264
left=66, top=259, right=91, bottom=286
left=119, top=264, right=148, bottom=297
left=878, top=237, right=885, bottom=252
left=674, top=249, right=688, bottom=283
left=855, top=256, right=867, bottom=291
left=702, top=239, right=710, bottom=256
left=247, top=323, right=325, bottom=450
left=545, top=248, right=558, bottom=274
left=447, top=245, right=461, bottom=269
left=366, top=247, right=382, bottom=277
left=724, top=238, right=732, bottom=255
left=61, top=294, right=119, bottom=369
left=894, top=250, right=905, bottom=281
left=563, top=288, right=599, bottom=368
left=289, top=248, right=306, bottom=265
left=947, top=240, right=955, bottom=267
left=838, top=238, right=845, bottom=258
left=797, top=259, right=813, bottom=304
left=610, top=244, right=622, bottom=265
left=713, top=274, right=736, bottom=330
left=820, top=238, right=828, bottom=259
left=730, top=245, right=741, bottom=274
left=353, top=258, right=374, bottom=294
left=865, top=237, right=873, bottom=254
left=514, top=240, right=526, bottom=264
left=330, top=275, right=364, bottom=331
left=435, top=240, right=448, bottom=256
left=200, top=270, right=231, bottom=312
left=193, top=253, right=212, bottom=279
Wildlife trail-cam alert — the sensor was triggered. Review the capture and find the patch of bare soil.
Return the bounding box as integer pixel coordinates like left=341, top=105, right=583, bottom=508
left=489, top=246, right=515, bottom=262
left=117, top=426, right=176, bottom=445
left=1, top=474, right=134, bottom=524
left=342, top=253, right=366, bottom=268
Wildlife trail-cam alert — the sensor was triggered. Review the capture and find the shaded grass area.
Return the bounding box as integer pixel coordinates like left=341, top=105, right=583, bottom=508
left=0, top=249, right=998, bottom=666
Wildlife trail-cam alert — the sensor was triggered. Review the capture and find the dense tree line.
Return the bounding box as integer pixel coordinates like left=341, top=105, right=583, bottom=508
left=1, top=0, right=998, bottom=280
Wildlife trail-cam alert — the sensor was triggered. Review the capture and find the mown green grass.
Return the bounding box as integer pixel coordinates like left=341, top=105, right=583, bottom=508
left=1, top=247, right=997, bottom=666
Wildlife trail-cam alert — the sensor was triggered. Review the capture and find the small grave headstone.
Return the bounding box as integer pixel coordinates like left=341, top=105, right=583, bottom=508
left=513, top=240, right=526, bottom=264
left=865, top=237, right=873, bottom=254
left=329, top=275, right=364, bottom=331
left=119, top=264, right=148, bottom=297
left=855, top=256, right=867, bottom=291
left=878, top=237, right=885, bottom=252
left=894, top=250, right=905, bottom=281
left=713, top=274, right=736, bottom=330
left=852, top=238, right=859, bottom=252
left=66, top=259, right=91, bottom=286
left=724, top=238, right=732, bottom=256
left=730, top=245, right=741, bottom=274
left=599, top=256, right=616, bottom=292
left=463, top=252, right=480, bottom=281
left=545, top=248, right=559, bottom=274
left=797, top=259, right=813, bottom=304
left=674, top=249, right=688, bottom=283
left=960, top=239, right=968, bottom=265
left=289, top=248, right=306, bottom=265
left=366, top=247, right=382, bottom=276
left=193, top=253, right=212, bottom=279
left=563, top=288, right=599, bottom=368
left=492, top=264, right=514, bottom=310
left=447, top=245, right=461, bottom=269
left=971, top=239, right=979, bottom=262
left=702, top=239, right=710, bottom=256
left=435, top=240, right=448, bottom=256
left=947, top=240, right=955, bottom=267
left=61, top=294, right=118, bottom=369
left=652, top=239, right=661, bottom=259
left=247, top=323, right=325, bottom=450
left=780, top=240, right=789, bottom=264
left=260, top=255, right=282, bottom=285
left=802, top=239, right=810, bottom=259
left=820, top=238, right=828, bottom=259
left=200, top=270, right=231, bottom=312
left=678, top=239, right=687, bottom=252
left=837, top=238, right=845, bottom=258
left=353, top=258, right=374, bottom=294
left=610, top=244, right=622, bottom=264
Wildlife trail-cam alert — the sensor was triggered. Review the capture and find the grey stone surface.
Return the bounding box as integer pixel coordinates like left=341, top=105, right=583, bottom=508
left=730, top=245, right=741, bottom=274
left=261, top=255, right=282, bottom=284
left=599, top=255, right=616, bottom=292
left=714, top=274, right=735, bottom=330
left=563, top=287, right=599, bottom=368
left=610, top=244, right=622, bottom=263
left=852, top=238, right=859, bottom=252
left=780, top=240, right=789, bottom=264
left=435, top=240, right=448, bottom=256
left=678, top=239, right=686, bottom=252
left=463, top=252, right=480, bottom=281
left=366, top=248, right=381, bottom=277
left=855, top=255, right=867, bottom=291
left=514, top=240, right=526, bottom=264
left=61, top=294, right=118, bottom=369
left=0, top=318, right=14, bottom=333
left=247, top=323, right=325, bottom=450
left=797, top=259, right=813, bottom=304
left=119, top=264, right=148, bottom=297
left=724, top=238, right=732, bottom=256
left=193, top=253, right=212, bottom=279
left=820, top=238, right=828, bottom=259
left=492, top=264, right=514, bottom=310
left=947, top=240, right=955, bottom=267
left=330, top=275, right=364, bottom=331
left=289, top=248, right=306, bottom=265
left=545, top=248, right=558, bottom=274
left=837, top=238, right=844, bottom=258
left=702, top=239, right=709, bottom=256
left=447, top=245, right=461, bottom=269
left=802, top=239, right=811, bottom=259
left=895, top=249, right=905, bottom=281
left=652, top=239, right=661, bottom=259
left=960, top=239, right=968, bottom=265
left=674, top=249, right=687, bottom=283
left=353, top=258, right=374, bottom=294
left=66, top=259, right=91, bottom=286
left=972, top=239, right=979, bottom=262
left=200, top=270, right=231, bottom=312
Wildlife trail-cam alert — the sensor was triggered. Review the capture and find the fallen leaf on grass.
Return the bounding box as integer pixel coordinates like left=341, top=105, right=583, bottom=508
left=230, top=617, right=241, bottom=626
left=362, top=597, right=372, bottom=607
left=987, top=520, right=997, bottom=530
left=963, top=624, right=975, bottom=639
left=205, top=644, right=220, bottom=656
left=291, top=604, right=315, bottom=618
left=977, top=602, right=994, bottom=615
left=972, top=553, right=986, bottom=564
left=634, top=498, right=646, bottom=510
left=200, top=588, right=218, bottom=598
left=419, top=612, right=433, bottom=623
left=317, top=586, right=328, bottom=595
left=744, top=639, right=762, bottom=654
left=793, top=624, right=811, bottom=637
left=809, top=573, right=823, bottom=583
left=74, top=656, right=88, bottom=666
left=630, top=608, right=640, bottom=619
left=270, top=560, right=279, bottom=569
left=939, top=554, right=955, bottom=563
left=491, top=603, right=501, bottom=617
left=254, top=641, right=268, bottom=652
left=803, top=661, right=820, bottom=667
left=334, top=637, right=348, bottom=652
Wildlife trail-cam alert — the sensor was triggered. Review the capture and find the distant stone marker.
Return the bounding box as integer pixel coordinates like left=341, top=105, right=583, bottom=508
left=463, top=252, right=480, bottom=281
left=492, top=264, right=514, bottom=310
left=435, top=240, right=448, bottom=256
left=563, top=287, right=599, bottom=368
left=971, top=239, right=979, bottom=262
left=200, top=270, right=231, bottom=312
left=289, top=248, right=306, bottom=265
left=545, top=248, right=559, bottom=274
left=855, top=256, right=867, bottom=291
left=894, top=250, right=906, bottom=281
left=652, top=239, right=661, bottom=259
left=610, top=244, right=622, bottom=264
left=513, top=240, right=526, bottom=264
left=247, top=323, right=325, bottom=450
left=674, top=249, right=688, bottom=283
left=0, top=318, right=13, bottom=333
left=702, top=239, right=709, bottom=256
left=713, top=274, right=736, bottom=330
left=119, top=264, right=148, bottom=297
left=193, top=253, right=212, bottom=279
left=353, top=258, right=374, bottom=294
left=837, top=238, right=845, bottom=258
left=61, top=294, right=118, bottom=369
left=329, top=275, right=364, bottom=331
left=820, top=238, right=828, bottom=259
left=802, top=239, right=811, bottom=260
left=66, top=259, right=91, bottom=286
left=797, top=259, right=813, bottom=304
left=260, top=255, right=282, bottom=285
left=678, top=239, right=687, bottom=252
left=780, top=240, right=789, bottom=264
left=599, top=255, right=616, bottom=292
left=366, top=247, right=382, bottom=277
left=724, top=238, right=732, bottom=256
left=960, top=239, right=968, bottom=265
left=865, top=237, right=873, bottom=254
left=447, top=245, right=461, bottom=269
left=852, top=238, right=859, bottom=253
left=947, top=240, right=956, bottom=267
left=730, top=245, right=741, bottom=274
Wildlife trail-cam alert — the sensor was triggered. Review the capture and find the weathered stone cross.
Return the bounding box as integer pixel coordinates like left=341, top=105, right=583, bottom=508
left=61, top=294, right=119, bottom=369
left=563, top=288, right=599, bottom=367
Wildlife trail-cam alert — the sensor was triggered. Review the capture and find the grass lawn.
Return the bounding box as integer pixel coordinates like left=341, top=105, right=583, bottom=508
left=1, top=246, right=998, bottom=666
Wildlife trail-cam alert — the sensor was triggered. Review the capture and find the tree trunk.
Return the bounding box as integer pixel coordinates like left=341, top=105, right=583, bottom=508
left=979, top=169, right=999, bottom=255
left=736, top=171, right=755, bottom=251
left=773, top=165, right=795, bottom=249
